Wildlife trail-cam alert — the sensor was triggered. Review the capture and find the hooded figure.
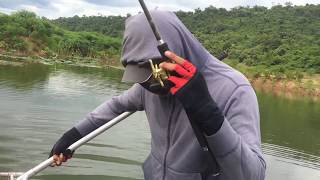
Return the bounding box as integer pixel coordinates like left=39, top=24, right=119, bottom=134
left=49, top=11, right=266, bottom=180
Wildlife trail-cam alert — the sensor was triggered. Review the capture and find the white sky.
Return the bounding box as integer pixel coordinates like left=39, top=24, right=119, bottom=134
left=0, top=0, right=319, bottom=19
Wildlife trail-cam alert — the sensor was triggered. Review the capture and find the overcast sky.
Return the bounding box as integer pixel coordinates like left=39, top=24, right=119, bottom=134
left=0, top=0, right=319, bottom=19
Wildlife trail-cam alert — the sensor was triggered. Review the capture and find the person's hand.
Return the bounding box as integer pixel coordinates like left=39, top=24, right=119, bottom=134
left=159, top=51, right=197, bottom=95
left=49, top=127, right=82, bottom=167
left=160, top=51, right=224, bottom=136
left=51, top=153, right=70, bottom=167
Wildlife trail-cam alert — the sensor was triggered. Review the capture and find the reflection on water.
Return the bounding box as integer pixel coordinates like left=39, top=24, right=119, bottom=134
left=259, top=92, right=320, bottom=155
left=258, top=91, right=320, bottom=179
left=0, top=63, right=51, bottom=90
left=0, top=63, right=319, bottom=180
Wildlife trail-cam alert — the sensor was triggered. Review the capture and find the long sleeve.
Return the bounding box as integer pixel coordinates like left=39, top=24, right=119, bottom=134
left=206, top=85, right=266, bottom=180
left=75, top=83, right=145, bottom=136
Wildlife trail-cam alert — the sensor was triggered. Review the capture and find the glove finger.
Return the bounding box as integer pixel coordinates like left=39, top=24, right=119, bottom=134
left=181, top=61, right=197, bottom=74
left=174, top=64, right=193, bottom=79
left=168, top=76, right=183, bottom=86
left=168, top=76, right=187, bottom=94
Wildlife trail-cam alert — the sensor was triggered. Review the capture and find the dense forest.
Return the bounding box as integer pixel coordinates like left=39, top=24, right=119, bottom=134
left=178, top=5, right=319, bottom=73
left=1, top=4, right=319, bottom=77
left=53, top=14, right=127, bottom=38
left=0, top=11, right=121, bottom=61
left=53, top=4, right=320, bottom=76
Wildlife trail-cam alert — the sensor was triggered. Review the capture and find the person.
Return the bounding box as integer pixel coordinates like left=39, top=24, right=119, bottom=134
left=49, top=11, right=266, bottom=180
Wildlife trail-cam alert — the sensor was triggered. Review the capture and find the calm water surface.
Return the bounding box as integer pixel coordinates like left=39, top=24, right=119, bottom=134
left=0, top=63, right=319, bottom=180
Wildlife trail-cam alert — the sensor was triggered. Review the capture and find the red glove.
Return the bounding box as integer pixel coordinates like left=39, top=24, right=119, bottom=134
left=160, top=51, right=224, bottom=136
left=160, top=51, right=197, bottom=95
left=168, top=60, right=197, bottom=94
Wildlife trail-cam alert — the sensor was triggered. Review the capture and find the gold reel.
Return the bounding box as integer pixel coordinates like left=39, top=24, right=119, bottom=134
left=149, top=59, right=169, bottom=87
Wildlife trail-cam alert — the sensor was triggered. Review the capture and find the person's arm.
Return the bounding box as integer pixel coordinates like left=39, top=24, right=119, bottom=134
left=49, top=84, right=144, bottom=166
left=75, top=83, right=145, bottom=136
left=206, top=85, right=266, bottom=180
left=161, top=51, right=266, bottom=180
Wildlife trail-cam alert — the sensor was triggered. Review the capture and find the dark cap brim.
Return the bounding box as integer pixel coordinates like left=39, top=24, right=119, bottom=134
left=122, top=64, right=152, bottom=83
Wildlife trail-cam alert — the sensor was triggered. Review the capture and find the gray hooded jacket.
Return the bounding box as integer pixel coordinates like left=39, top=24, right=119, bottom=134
left=75, top=11, right=266, bottom=180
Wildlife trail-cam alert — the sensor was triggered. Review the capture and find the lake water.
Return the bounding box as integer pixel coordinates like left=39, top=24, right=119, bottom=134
left=0, top=63, right=319, bottom=180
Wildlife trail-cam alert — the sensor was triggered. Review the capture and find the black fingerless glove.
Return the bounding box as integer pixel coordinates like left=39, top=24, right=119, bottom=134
left=49, top=127, right=82, bottom=158
left=175, top=72, right=224, bottom=136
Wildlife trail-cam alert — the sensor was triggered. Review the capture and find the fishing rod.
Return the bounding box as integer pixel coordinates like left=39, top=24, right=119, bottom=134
left=16, top=112, right=134, bottom=180
left=138, top=0, right=169, bottom=59
left=138, top=0, right=220, bottom=176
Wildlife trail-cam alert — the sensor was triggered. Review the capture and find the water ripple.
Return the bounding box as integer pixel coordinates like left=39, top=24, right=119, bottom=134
left=34, top=174, right=142, bottom=180
left=74, top=154, right=142, bottom=166
left=84, top=143, right=125, bottom=150
left=262, top=143, right=320, bottom=170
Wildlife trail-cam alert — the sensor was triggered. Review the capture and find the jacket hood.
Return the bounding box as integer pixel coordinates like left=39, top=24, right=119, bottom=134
left=121, top=10, right=212, bottom=72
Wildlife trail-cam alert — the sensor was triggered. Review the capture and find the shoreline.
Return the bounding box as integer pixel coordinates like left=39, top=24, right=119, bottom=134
left=251, top=78, right=320, bottom=101
left=1, top=54, right=319, bottom=101
left=0, top=53, right=124, bottom=70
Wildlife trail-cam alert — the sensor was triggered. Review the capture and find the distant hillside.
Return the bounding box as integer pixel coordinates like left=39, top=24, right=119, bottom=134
left=52, top=4, right=320, bottom=74
left=0, top=11, right=121, bottom=60
left=177, top=5, right=320, bottom=74
left=53, top=15, right=127, bottom=38
left=0, top=5, right=319, bottom=75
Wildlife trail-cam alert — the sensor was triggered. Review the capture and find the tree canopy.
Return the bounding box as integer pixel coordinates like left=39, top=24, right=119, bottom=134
left=52, top=4, right=320, bottom=73
left=0, top=4, right=319, bottom=74
left=176, top=5, right=320, bottom=73
left=0, top=11, right=121, bottom=59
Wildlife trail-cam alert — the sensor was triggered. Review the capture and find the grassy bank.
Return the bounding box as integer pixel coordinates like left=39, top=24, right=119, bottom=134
left=0, top=11, right=122, bottom=66
left=251, top=76, right=320, bottom=101
left=227, top=62, right=320, bottom=100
